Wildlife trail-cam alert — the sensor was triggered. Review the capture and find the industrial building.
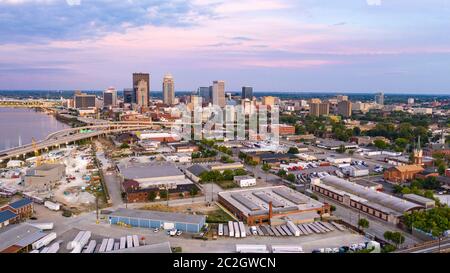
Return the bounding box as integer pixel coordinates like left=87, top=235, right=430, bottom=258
left=311, top=176, right=424, bottom=224
left=23, top=164, right=66, bottom=189
left=0, top=223, right=47, bottom=253
left=118, top=162, right=193, bottom=190
left=403, top=194, right=436, bottom=209
left=218, top=186, right=330, bottom=225
left=108, top=208, right=206, bottom=233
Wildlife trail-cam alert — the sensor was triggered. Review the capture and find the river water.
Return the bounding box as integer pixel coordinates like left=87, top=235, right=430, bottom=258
left=0, top=108, right=70, bottom=151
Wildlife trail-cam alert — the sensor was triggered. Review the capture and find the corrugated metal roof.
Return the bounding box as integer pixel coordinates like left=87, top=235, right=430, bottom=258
left=0, top=224, right=42, bottom=252
left=9, top=198, right=33, bottom=209
left=320, top=176, right=423, bottom=214
left=0, top=210, right=17, bottom=223
left=109, top=208, right=205, bottom=225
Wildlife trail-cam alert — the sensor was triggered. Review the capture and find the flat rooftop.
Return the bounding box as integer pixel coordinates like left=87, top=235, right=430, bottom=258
left=108, top=208, right=206, bottom=225
left=218, top=186, right=324, bottom=217
left=118, top=162, right=184, bottom=180
left=0, top=223, right=45, bottom=252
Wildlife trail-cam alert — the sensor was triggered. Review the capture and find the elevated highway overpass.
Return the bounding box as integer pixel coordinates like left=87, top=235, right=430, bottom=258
left=0, top=121, right=191, bottom=162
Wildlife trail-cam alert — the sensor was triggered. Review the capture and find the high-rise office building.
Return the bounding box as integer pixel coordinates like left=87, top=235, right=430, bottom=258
left=133, top=73, right=150, bottom=107
left=163, top=74, right=175, bottom=105
left=103, top=87, right=117, bottom=108
left=212, top=80, right=225, bottom=108
left=198, top=87, right=211, bottom=104
left=123, top=88, right=134, bottom=104
left=375, top=92, right=384, bottom=105
left=242, top=86, right=253, bottom=100
left=309, top=102, right=330, bottom=117
left=337, top=100, right=352, bottom=117
left=74, top=92, right=96, bottom=109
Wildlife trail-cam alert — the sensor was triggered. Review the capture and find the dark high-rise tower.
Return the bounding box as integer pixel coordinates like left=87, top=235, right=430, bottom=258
left=242, top=86, right=253, bottom=100
left=133, top=73, right=150, bottom=107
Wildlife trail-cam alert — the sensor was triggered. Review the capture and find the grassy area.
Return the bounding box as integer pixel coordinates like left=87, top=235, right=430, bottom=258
left=0, top=197, right=11, bottom=206
left=214, top=180, right=239, bottom=189
left=205, top=208, right=234, bottom=223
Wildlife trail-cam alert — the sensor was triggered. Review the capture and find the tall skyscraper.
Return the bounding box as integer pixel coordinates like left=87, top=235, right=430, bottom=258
left=309, top=101, right=330, bottom=117
left=242, top=86, right=253, bottom=100
left=103, top=87, right=117, bottom=108
left=375, top=92, right=384, bottom=105
left=212, top=80, right=225, bottom=108
left=163, top=74, right=175, bottom=105
left=133, top=73, right=150, bottom=107
left=337, top=100, right=352, bottom=117
left=74, top=92, right=96, bottom=109
left=123, top=88, right=134, bottom=104
left=198, top=87, right=210, bottom=104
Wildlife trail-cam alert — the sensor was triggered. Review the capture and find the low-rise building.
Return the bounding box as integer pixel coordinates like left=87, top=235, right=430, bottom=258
left=23, top=164, right=66, bottom=189
left=384, top=165, right=424, bottom=184
left=0, top=223, right=47, bottom=253
left=108, top=208, right=206, bottom=233
left=118, top=162, right=192, bottom=190
left=311, top=176, right=424, bottom=224
left=234, top=176, right=257, bottom=188
left=0, top=210, right=18, bottom=229
left=403, top=194, right=436, bottom=209
left=218, top=186, right=330, bottom=225
left=0, top=198, right=34, bottom=220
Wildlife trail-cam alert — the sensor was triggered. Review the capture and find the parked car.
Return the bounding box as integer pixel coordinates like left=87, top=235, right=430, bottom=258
left=153, top=228, right=160, bottom=233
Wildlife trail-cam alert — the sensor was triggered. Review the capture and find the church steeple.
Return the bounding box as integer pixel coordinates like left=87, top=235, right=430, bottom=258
left=413, top=136, right=423, bottom=165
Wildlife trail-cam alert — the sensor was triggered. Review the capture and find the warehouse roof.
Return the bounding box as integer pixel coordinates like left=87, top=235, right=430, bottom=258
left=0, top=210, right=17, bottom=223
left=403, top=194, right=436, bottom=205
left=9, top=198, right=33, bottom=209
left=187, top=164, right=208, bottom=177
left=320, top=176, right=423, bottom=214
left=0, top=224, right=44, bottom=252
left=109, top=208, right=206, bottom=225
left=118, top=163, right=184, bottom=180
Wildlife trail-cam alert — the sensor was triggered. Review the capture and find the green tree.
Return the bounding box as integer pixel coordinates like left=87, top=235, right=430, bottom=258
left=287, top=173, right=296, bottom=182
left=159, top=190, right=168, bottom=199
left=374, top=139, right=389, bottom=150
left=358, top=218, right=369, bottom=230
left=148, top=191, right=157, bottom=202
left=262, top=163, right=271, bottom=172
left=120, top=142, right=130, bottom=149
left=288, top=147, right=299, bottom=154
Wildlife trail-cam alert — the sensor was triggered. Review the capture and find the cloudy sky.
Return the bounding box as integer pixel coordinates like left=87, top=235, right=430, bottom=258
left=0, top=0, right=449, bottom=93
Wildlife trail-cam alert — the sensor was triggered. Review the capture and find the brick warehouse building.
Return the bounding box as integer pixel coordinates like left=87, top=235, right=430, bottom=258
left=218, top=186, right=330, bottom=225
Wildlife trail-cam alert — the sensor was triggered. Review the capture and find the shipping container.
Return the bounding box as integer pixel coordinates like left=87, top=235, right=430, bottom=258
left=286, top=221, right=301, bottom=237
left=46, top=242, right=60, bottom=254
left=32, top=232, right=57, bottom=250
left=29, top=222, right=54, bottom=231
left=119, top=237, right=126, bottom=249
left=44, top=201, right=61, bottom=211
left=98, top=239, right=108, bottom=253
left=238, top=222, right=246, bottom=238
left=218, top=224, right=224, bottom=236
left=132, top=235, right=140, bottom=248
left=83, top=240, right=97, bottom=253
left=233, top=222, right=240, bottom=238
left=126, top=235, right=133, bottom=248
left=228, top=221, right=234, bottom=238
left=236, top=244, right=268, bottom=253
left=105, top=238, right=114, bottom=252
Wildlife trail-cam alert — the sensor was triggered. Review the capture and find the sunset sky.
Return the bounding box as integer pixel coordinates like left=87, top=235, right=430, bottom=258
left=1, top=0, right=449, bottom=93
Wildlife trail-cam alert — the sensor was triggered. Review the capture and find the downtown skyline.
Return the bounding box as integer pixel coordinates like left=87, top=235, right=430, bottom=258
left=1, top=0, right=450, bottom=94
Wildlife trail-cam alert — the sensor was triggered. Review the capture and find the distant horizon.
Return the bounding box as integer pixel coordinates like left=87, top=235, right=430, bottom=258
left=1, top=89, right=449, bottom=96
